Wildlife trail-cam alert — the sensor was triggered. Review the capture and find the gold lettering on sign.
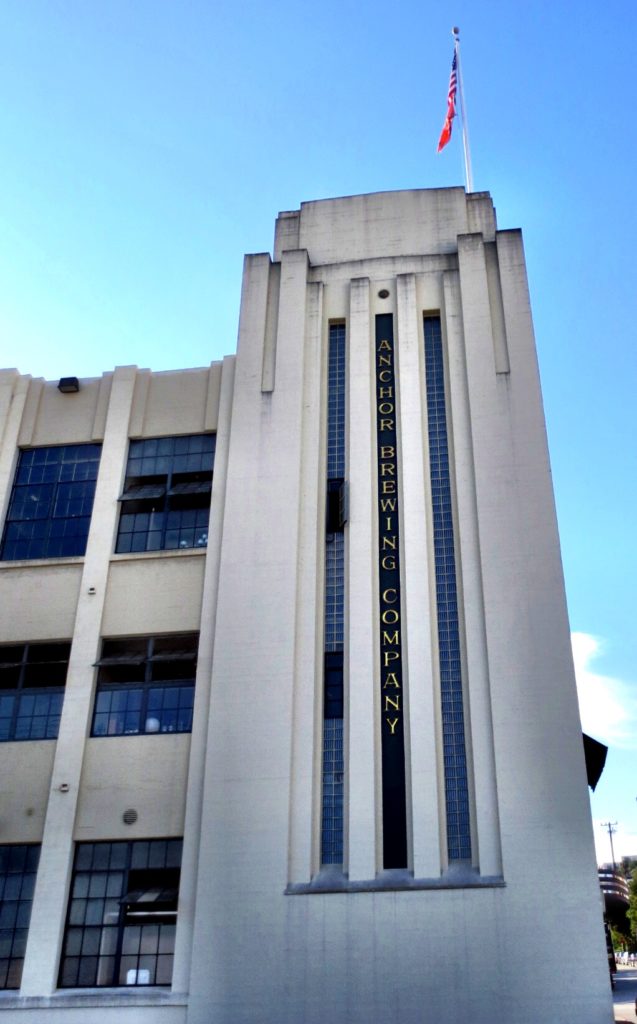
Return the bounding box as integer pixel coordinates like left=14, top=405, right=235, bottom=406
left=375, top=316, right=407, bottom=864
left=376, top=321, right=405, bottom=758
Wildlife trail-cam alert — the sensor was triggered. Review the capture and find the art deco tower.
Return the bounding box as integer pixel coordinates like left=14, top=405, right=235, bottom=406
left=0, top=188, right=612, bottom=1023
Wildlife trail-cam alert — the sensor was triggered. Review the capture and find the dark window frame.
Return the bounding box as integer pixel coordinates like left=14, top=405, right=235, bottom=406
left=0, top=642, right=70, bottom=742
left=0, top=444, right=101, bottom=561
left=59, top=839, right=182, bottom=989
left=91, top=634, right=198, bottom=738
left=115, top=435, right=215, bottom=554
left=0, top=844, right=40, bottom=989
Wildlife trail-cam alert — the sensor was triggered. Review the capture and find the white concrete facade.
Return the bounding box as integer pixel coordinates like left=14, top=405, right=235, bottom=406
left=0, top=187, right=612, bottom=1022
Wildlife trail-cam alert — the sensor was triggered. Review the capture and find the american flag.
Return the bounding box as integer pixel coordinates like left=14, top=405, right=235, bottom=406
left=437, top=51, right=457, bottom=153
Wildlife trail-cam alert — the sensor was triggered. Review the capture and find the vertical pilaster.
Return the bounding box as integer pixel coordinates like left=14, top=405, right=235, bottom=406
left=346, top=277, right=377, bottom=880
left=236, top=252, right=274, bottom=389
left=20, top=366, right=137, bottom=995
left=456, top=233, right=510, bottom=873
left=289, top=281, right=323, bottom=882
left=0, top=371, right=30, bottom=527
left=395, top=274, right=441, bottom=877
left=172, top=355, right=235, bottom=994
left=187, top=249, right=310, bottom=1024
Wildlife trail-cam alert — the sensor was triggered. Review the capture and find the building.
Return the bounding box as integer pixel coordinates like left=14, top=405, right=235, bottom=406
left=599, top=864, right=630, bottom=923
left=0, top=187, right=612, bottom=1022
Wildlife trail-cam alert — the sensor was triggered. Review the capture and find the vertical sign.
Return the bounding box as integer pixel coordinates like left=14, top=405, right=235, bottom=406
left=375, top=313, right=408, bottom=869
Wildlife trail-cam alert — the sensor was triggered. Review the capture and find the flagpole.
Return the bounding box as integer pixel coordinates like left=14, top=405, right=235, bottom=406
left=452, top=27, right=474, bottom=193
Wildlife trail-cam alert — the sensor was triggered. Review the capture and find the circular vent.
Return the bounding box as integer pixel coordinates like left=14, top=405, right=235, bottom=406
left=378, top=288, right=390, bottom=299
left=122, top=808, right=138, bottom=825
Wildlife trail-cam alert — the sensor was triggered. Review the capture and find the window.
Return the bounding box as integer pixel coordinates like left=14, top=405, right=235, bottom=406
left=0, top=642, right=70, bottom=741
left=321, top=323, right=346, bottom=867
left=0, top=844, right=40, bottom=989
left=59, top=839, right=182, bottom=988
left=1, top=444, right=101, bottom=561
left=424, top=315, right=471, bottom=862
left=115, top=434, right=214, bottom=553
left=92, top=634, right=198, bottom=737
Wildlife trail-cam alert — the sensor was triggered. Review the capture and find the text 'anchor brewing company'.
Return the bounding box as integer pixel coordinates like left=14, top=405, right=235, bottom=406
left=375, top=313, right=407, bottom=868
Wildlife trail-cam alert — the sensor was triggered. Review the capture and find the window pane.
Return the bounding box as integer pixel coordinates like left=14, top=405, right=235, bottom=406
left=139, top=924, right=159, bottom=954
left=0, top=446, right=101, bottom=561
left=0, top=845, right=40, bottom=990
left=77, top=956, right=98, bottom=986
left=155, top=954, right=173, bottom=984
left=121, top=926, right=141, bottom=955
left=92, top=636, right=197, bottom=738
left=115, top=436, right=214, bottom=552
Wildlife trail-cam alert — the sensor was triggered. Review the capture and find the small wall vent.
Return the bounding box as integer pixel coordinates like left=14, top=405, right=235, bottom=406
left=122, top=808, right=138, bottom=825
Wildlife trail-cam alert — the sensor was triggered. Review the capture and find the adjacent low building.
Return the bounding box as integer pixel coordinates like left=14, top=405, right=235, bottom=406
left=0, top=187, right=613, bottom=1022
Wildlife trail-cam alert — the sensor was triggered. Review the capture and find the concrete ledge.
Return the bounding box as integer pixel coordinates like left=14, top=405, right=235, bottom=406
left=286, top=866, right=506, bottom=894
left=0, top=989, right=188, bottom=1009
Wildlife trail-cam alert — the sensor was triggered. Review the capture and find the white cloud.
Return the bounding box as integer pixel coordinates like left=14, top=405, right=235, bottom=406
left=572, top=632, right=637, bottom=749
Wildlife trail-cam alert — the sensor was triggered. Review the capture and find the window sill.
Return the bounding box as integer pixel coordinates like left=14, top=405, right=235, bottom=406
left=110, top=548, right=206, bottom=563
left=0, top=556, right=84, bottom=569
left=286, top=865, right=505, bottom=894
left=88, top=731, right=192, bottom=741
left=0, top=989, right=188, bottom=1009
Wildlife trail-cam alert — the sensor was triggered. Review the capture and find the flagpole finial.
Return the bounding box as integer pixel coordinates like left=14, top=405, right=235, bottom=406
left=452, top=26, right=460, bottom=37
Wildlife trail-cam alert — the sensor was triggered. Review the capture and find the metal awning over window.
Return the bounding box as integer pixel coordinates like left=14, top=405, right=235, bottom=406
left=118, top=483, right=166, bottom=502
left=168, top=480, right=212, bottom=496
left=94, top=652, right=148, bottom=666
left=121, top=887, right=178, bottom=917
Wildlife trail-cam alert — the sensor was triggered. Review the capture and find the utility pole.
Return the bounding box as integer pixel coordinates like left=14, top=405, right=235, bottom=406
left=601, top=822, right=618, bottom=870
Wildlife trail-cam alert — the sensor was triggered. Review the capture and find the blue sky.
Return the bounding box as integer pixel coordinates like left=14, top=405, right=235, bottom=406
left=0, top=0, right=635, bottom=864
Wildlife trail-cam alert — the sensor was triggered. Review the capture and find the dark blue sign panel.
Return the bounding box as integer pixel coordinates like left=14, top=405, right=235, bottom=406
left=375, top=313, right=408, bottom=869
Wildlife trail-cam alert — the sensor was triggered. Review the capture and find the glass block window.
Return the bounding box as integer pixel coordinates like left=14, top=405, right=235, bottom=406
left=320, top=717, right=344, bottom=865
left=0, top=844, right=40, bottom=989
left=327, top=323, right=346, bottom=480
left=115, top=434, right=214, bottom=554
left=92, top=635, right=197, bottom=737
left=321, top=323, right=346, bottom=867
left=0, top=642, right=70, bottom=741
left=1, top=445, right=101, bottom=561
left=424, top=315, right=471, bottom=862
left=59, top=839, right=182, bottom=988
left=324, top=533, right=344, bottom=652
